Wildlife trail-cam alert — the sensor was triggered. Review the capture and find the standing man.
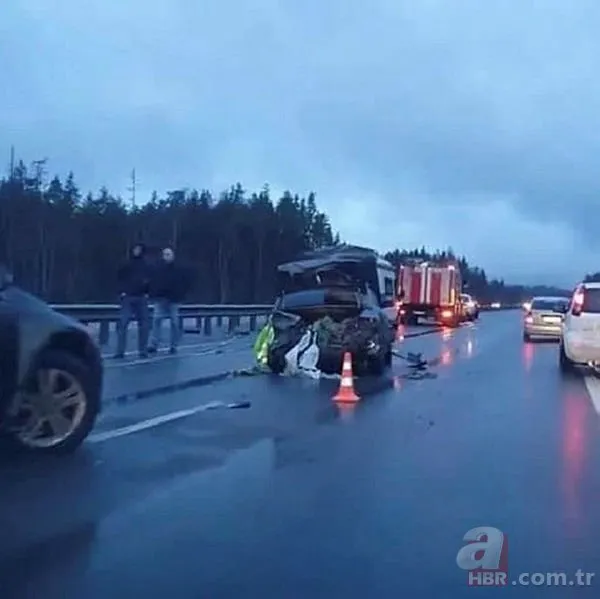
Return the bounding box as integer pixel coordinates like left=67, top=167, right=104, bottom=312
left=147, top=247, right=189, bottom=354
left=114, top=243, right=151, bottom=359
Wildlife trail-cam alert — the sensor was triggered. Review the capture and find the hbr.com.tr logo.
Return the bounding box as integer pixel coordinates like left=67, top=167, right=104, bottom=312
left=456, top=526, right=595, bottom=587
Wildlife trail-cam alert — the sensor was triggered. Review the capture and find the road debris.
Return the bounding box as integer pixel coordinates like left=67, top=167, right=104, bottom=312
left=392, top=347, right=459, bottom=380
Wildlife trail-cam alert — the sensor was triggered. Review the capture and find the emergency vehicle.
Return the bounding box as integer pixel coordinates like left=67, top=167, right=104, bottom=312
left=396, top=260, right=464, bottom=327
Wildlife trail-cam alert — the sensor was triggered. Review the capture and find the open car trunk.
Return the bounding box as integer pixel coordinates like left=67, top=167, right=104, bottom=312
left=277, top=245, right=379, bottom=297
left=268, top=248, right=393, bottom=376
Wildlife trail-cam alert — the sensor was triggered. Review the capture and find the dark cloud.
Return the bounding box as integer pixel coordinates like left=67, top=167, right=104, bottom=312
left=2, top=0, right=599, bottom=285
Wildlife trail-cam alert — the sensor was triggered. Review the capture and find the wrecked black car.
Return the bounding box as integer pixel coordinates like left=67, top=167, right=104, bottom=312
left=267, top=246, right=395, bottom=376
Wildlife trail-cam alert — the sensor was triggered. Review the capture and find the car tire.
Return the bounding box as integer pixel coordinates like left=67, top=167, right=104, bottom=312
left=267, top=350, right=286, bottom=375
left=1, top=350, right=101, bottom=455
left=368, top=351, right=387, bottom=376
left=448, top=316, right=461, bottom=328
left=384, top=346, right=393, bottom=367
left=523, top=332, right=531, bottom=342
left=559, top=343, right=576, bottom=376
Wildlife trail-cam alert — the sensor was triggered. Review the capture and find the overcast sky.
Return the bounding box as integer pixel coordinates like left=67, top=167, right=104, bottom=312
left=3, top=0, right=600, bottom=287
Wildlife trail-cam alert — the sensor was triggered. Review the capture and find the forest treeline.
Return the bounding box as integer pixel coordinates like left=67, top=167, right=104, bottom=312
left=0, top=160, right=566, bottom=304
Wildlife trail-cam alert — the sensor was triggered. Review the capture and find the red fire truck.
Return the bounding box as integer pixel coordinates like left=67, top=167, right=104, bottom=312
left=396, top=260, right=464, bottom=327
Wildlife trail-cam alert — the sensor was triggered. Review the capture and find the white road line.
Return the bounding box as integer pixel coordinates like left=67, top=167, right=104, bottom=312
left=88, top=401, right=224, bottom=443
left=584, top=376, right=600, bottom=415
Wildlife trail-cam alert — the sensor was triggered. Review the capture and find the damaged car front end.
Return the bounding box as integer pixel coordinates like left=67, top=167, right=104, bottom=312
left=267, top=249, right=395, bottom=376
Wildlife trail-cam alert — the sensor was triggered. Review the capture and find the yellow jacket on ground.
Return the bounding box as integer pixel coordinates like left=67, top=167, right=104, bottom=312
left=253, top=322, right=274, bottom=366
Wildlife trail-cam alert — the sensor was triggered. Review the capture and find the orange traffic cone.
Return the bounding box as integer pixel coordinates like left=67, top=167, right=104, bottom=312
left=333, top=352, right=360, bottom=403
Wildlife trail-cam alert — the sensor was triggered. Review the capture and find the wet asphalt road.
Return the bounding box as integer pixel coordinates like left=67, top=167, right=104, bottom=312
left=2, top=311, right=600, bottom=598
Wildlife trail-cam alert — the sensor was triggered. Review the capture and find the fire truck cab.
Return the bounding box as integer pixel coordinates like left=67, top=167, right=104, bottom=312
left=396, top=260, right=464, bottom=327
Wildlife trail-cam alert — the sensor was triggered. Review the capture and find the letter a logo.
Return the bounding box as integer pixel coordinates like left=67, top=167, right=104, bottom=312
left=456, top=526, right=506, bottom=571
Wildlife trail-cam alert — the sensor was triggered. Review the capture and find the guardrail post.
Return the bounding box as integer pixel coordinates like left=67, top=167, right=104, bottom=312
left=195, top=316, right=202, bottom=330
left=216, top=315, right=223, bottom=328
left=228, top=316, right=239, bottom=333
left=249, top=314, right=257, bottom=331
left=203, top=316, right=212, bottom=336
left=179, top=315, right=184, bottom=332
left=99, top=321, right=110, bottom=346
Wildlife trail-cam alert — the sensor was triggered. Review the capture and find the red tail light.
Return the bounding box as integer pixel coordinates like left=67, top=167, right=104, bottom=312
left=572, top=288, right=585, bottom=316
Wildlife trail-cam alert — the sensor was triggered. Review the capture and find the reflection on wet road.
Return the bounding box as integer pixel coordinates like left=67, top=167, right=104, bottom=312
left=2, top=312, right=600, bottom=598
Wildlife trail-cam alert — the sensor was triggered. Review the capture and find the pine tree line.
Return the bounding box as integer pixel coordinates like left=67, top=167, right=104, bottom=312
left=0, top=159, right=566, bottom=304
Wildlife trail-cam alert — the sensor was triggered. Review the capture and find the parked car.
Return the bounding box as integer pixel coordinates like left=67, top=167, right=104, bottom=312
left=460, top=293, right=479, bottom=321
left=0, top=267, right=103, bottom=454
left=559, top=282, right=600, bottom=375
left=523, top=296, right=568, bottom=342
left=268, top=247, right=395, bottom=376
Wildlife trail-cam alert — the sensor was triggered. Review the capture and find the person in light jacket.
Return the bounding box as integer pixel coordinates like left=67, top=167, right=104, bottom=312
left=147, top=247, right=190, bottom=354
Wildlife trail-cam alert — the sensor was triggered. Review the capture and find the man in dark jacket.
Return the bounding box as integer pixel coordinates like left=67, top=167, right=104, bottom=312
left=147, top=247, right=189, bottom=354
left=114, top=243, right=151, bottom=359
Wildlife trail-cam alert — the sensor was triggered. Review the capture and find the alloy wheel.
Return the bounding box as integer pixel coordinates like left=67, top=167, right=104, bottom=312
left=7, top=368, right=87, bottom=448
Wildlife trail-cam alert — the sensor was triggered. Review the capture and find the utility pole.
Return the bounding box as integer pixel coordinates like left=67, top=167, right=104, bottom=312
left=32, top=158, right=48, bottom=188
left=127, top=168, right=136, bottom=208
left=126, top=168, right=137, bottom=255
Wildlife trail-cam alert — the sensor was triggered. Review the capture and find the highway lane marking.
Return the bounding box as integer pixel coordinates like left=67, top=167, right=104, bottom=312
left=88, top=401, right=227, bottom=443
left=583, top=376, right=600, bottom=415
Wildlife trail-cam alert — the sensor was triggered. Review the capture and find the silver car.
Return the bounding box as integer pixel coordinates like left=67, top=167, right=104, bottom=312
left=523, top=296, right=569, bottom=342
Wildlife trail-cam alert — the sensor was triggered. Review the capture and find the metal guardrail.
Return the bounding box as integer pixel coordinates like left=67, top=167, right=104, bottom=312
left=50, top=303, right=273, bottom=346
left=49, top=302, right=519, bottom=346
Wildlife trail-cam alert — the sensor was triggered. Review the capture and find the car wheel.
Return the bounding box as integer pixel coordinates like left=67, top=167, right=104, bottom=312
left=447, top=316, right=460, bottom=328
left=267, top=350, right=286, bottom=374
left=368, top=351, right=387, bottom=376
left=523, top=331, right=531, bottom=342
left=384, top=346, right=393, bottom=367
left=1, top=350, right=101, bottom=455
left=559, top=343, right=576, bottom=376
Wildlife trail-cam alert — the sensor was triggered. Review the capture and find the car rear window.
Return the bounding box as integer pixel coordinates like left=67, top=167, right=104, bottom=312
left=280, top=290, right=325, bottom=310
left=582, top=288, right=600, bottom=313
left=279, top=289, right=359, bottom=310
left=531, top=298, right=566, bottom=311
